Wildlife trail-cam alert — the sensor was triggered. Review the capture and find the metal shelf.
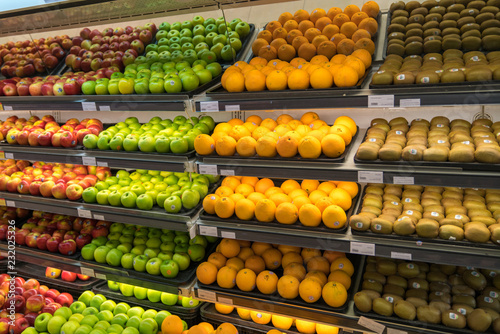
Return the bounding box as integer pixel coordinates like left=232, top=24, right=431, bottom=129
left=196, top=128, right=500, bottom=190
left=0, top=146, right=194, bottom=172
left=0, top=192, right=195, bottom=230
left=0, top=244, right=194, bottom=294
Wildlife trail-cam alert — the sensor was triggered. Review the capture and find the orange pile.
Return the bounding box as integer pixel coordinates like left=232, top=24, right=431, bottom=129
left=196, top=239, right=355, bottom=309
left=194, top=113, right=357, bottom=159
left=161, top=315, right=230, bottom=334
left=252, top=3, right=379, bottom=64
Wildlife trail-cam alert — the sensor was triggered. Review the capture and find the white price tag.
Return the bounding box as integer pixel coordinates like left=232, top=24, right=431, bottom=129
left=200, top=101, right=219, bottom=112
left=218, top=297, right=233, bottom=305
left=368, top=95, right=394, bottom=108
left=80, top=267, right=95, bottom=277
left=220, top=169, right=235, bottom=176
left=199, top=164, right=217, bottom=175
left=221, top=231, right=236, bottom=239
left=387, top=328, right=408, bottom=334
left=99, top=105, right=111, bottom=111
left=358, top=316, right=385, bottom=334
left=97, top=161, right=108, bottom=167
left=95, top=273, right=107, bottom=280
left=82, top=102, right=97, bottom=111
left=358, top=171, right=383, bottom=183
left=93, top=214, right=105, bottom=221
left=77, top=209, right=92, bottom=219
left=391, top=251, right=412, bottom=260
left=5, top=201, right=15, bottom=208
left=197, top=289, right=216, bottom=301
left=3, top=106, right=12, bottom=111
left=199, top=225, right=218, bottom=237
left=82, top=156, right=97, bottom=166
left=400, top=99, right=420, bottom=107
left=225, top=105, right=240, bottom=111
left=350, top=242, right=375, bottom=256
left=4, top=153, right=13, bottom=159
left=393, top=176, right=414, bottom=185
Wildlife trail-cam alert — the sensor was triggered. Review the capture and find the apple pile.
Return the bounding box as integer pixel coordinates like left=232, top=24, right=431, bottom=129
left=81, top=226, right=216, bottom=279
left=5, top=116, right=103, bottom=147
left=0, top=116, right=48, bottom=141
left=81, top=169, right=217, bottom=213
left=0, top=206, right=31, bottom=240
left=83, top=115, right=214, bottom=153
left=0, top=161, right=112, bottom=201
left=0, top=35, right=72, bottom=78
left=107, top=280, right=200, bottom=308
left=65, top=23, right=157, bottom=74
left=0, top=275, right=73, bottom=334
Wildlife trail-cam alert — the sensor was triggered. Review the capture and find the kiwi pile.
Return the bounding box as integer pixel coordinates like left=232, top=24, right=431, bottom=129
left=355, top=116, right=500, bottom=164
left=349, top=183, right=500, bottom=244
left=372, top=50, right=500, bottom=85
left=354, top=257, right=500, bottom=332
left=387, top=0, right=500, bottom=57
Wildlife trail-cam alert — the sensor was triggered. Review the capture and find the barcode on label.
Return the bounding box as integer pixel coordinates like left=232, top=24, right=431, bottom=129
left=199, top=164, right=218, bottom=175
left=220, top=169, right=235, bottom=176
left=93, top=214, right=105, bottom=221
left=200, top=101, right=219, bottom=112
left=199, top=225, right=218, bottom=237
left=368, top=95, right=394, bottom=108
left=99, top=106, right=111, bottom=111
left=221, top=231, right=236, bottom=239
left=81, top=267, right=95, bottom=277
left=358, top=171, right=383, bottom=183
left=82, top=102, right=97, bottom=111
left=218, top=297, right=233, bottom=305
left=350, top=242, right=375, bottom=256
left=77, top=209, right=92, bottom=219
left=3, top=106, right=12, bottom=111
left=393, top=176, right=414, bottom=185
left=82, top=156, right=97, bottom=166
left=391, top=252, right=412, bottom=260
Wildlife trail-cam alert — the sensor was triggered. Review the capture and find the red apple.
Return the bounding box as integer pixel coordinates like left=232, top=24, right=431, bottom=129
left=63, top=231, right=78, bottom=241
left=77, top=274, right=90, bottom=281
left=41, top=302, right=61, bottom=315
left=61, top=271, right=77, bottom=282
left=36, top=233, right=51, bottom=250
left=25, top=294, right=44, bottom=312
left=9, top=317, right=28, bottom=334
left=44, top=289, right=60, bottom=300
left=45, top=237, right=61, bottom=252
left=14, top=229, right=29, bottom=245
left=58, top=239, right=76, bottom=256
left=55, top=293, right=73, bottom=307
left=75, top=233, right=92, bottom=249
left=91, top=226, right=109, bottom=238
left=24, top=232, right=40, bottom=248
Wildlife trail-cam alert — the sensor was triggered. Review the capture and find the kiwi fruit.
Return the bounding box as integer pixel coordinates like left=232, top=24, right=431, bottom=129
left=406, top=0, right=422, bottom=12
left=476, top=12, right=495, bottom=23
left=392, top=16, right=409, bottom=25
left=416, top=70, right=441, bottom=83
left=431, top=5, right=447, bottom=15
left=389, top=32, right=405, bottom=41
left=454, top=294, right=478, bottom=308
left=461, top=8, right=480, bottom=17
left=449, top=4, right=467, bottom=12
left=388, top=275, right=409, bottom=289
left=388, top=23, right=407, bottom=34
left=424, top=20, right=442, bottom=30
left=415, top=218, right=440, bottom=237
left=371, top=218, right=393, bottom=234
left=440, top=225, right=465, bottom=240
left=373, top=298, right=394, bottom=316
left=354, top=291, right=373, bottom=312
left=394, top=300, right=417, bottom=320
left=462, top=29, right=482, bottom=38
left=393, top=9, right=410, bottom=17
left=463, top=269, right=488, bottom=290
left=482, top=5, right=500, bottom=13
left=468, top=0, right=487, bottom=10
left=444, top=12, right=462, bottom=21
left=427, top=271, right=449, bottom=283
left=458, top=17, right=477, bottom=29
left=362, top=279, right=384, bottom=294
left=405, top=41, right=424, bottom=55
left=417, top=305, right=442, bottom=323
left=453, top=303, right=475, bottom=316
left=409, top=14, right=426, bottom=24
left=407, top=288, right=429, bottom=300
left=483, top=35, right=500, bottom=50
left=388, top=43, right=405, bottom=56
left=424, top=0, right=440, bottom=9
left=481, top=19, right=500, bottom=30
left=394, top=71, right=416, bottom=84
left=467, top=308, right=492, bottom=332
left=442, top=310, right=467, bottom=328
left=477, top=294, right=500, bottom=312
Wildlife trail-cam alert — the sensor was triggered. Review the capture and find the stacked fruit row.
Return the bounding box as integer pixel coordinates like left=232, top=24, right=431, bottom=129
left=197, top=238, right=355, bottom=309
left=82, top=115, right=215, bottom=154
left=0, top=206, right=30, bottom=239
left=203, top=176, right=357, bottom=229
left=212, top=302, right=340, bottom=333
left=80, top=226, right=215, bottom=279
left=194, top=113, right=356, bottom=159
left=354, top=257, right=500, bottom=333
left=81, top=169, right=216, bottom=213
left=355, top=116, right=500, bottom=164
left=45, top=267, right=91, bottom=282
left=350, top=183, right=500, bottom=244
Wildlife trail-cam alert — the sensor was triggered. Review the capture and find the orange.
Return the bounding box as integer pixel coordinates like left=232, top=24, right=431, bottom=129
left=315, top=196, right=335, bottom=213
left=294, top=9, right=310, bottom=23
left=295, top=320, right=316, bottom=334
left=271, top=314, right=294, bottom=330
left=236, top=307, right=251, bottom=320
left=283, top=262, right=307, bottom=281
left=246, top=115, right=262, bottom=126
left=276, top=133, right=299, bottom=157
left=237, top=247, right=255, bottom=261
left=227, top=256, right=245, bottom=272
left=351, top=29, right=371, bottom=44
left=327, top=7, right=343, bottom=20
left=300, top=111, right=320, bottom=125
left=280, top=179, right=300, bottom=194
left=310, top=55, right=329, bottom=65
left=329, top=124, right=352, bottom=145
left=275, top=202, right=299, bottom=225
left=351, top=49, right=372, bottom=68
left=305, top=270, right=328, bottom=286
left=289, top=188, right=308, bottom=199
left=322, top=281, right=348, bottom=307
left=298, top=203, right=322, bottom=226
left=309, top=189, right=328, bottom=204
left=194, top=134, right=215, bottom=155
left=265, top=70, right=288, bottom=91
left=340, top=22, right=357, bottom=39
left=252, top=126, right=271, bottom=140
left=322, top=24, right=340, bottom=39
left=245, top=69, right=266, bottom=91
left=261, top=247, right=283, bottom=270
left=292, top=196, right=312, bottom=210
left=309, top=119, right=328, bottom=130
left=273, top=123, right=292, bottom=136
left=284, top=19, right=299, bottom=32
left=337, top=39, right=355, bottom=55
left=216, top=136, right=237, bottom=156
left=228, top=118, right=244, bottom=126
left=162, top=315, right=184, bottom=334
left=278, top=12, right=293, bottom=25
left=221, top=176, right=241, bottom=190
left=227, top=125, right=251, bottom=142
left=298, top=20, right=315, bottom=35
left=344, top=56, right=366, bottom=78
left=332, top=13, right=350, bottom=27
left=362, top=1, right=380, bottom=18
left=254, top=178, right=274, bottom=194
left=297, top=135, right=322, bottom=159
left=214, top=197, right=235, bottom=219
left=309, top=67, right=333, bottom=90
left=301, top=248, right=322, bottom=263
left=215, top=186, right=233, bottom=198
left=219, top=239, right=241, bottom=258
left=208, top=252, right=227, bottom=269
left=276, top=114, right=293, bottom=125
left=336, top=181, right=358, bottom=199
left=235, top=268, right=256, bottom=291
left=315, top=17, right=333, bottom=31
left=328, top=188, right=352, bottom=210
left=250, top=310, right=271, bottom=325
left=299, top=277, right=322, bottom=303
left=269, top=193, right=291, bottom=207
left=358, top=17, right=378, bottom=36
left=328, top=269, right=351, bottom=289
left=355, top=37, right=376, bottom=55
left=266, top=20, right=282, bottom=34
left=322, top=204, right=347, bottom=228
left=330, top=54, right=347, bottom=64
left=265, top=186, right=284, bottom=198
left=307, top=256, right=331, bottom=275
left=245, top=255, right=266, bottom=275
left=256, top=136, right=277, bottom=157
left=323, top=250, right=346, bottom=263
left=214, top=123, right=233, bottom=133
left=335, top=116, right=357, bottom=136
left=243, top=121, right=258, bottom=133
left=249, top=57, right=268, bottom=66
left=241, top=176, right=259, bottom=187
left=317, top=181, right=336, bottom=194
left=217, top=265, right=238, bottom=289
left=234, top=198, right=256, bottom=221
left=330, top=257, right=354, bottom=276
left=261, top=118, right=278, bottom=130
left=351, top=11, right=369, bottom=26
left=282, top=252, right=303, bottom=268
left=225, top=71, right=245, bottom=92
left=196, top=261, right=218, bottom=285
left=203, top=194, right=220, bottom=215
left=198, top=323, right=215, bottom=334
left=236, top=136, right=257, bottom=157
left=276, top=275, right=300, bottom=300
left=316, top=324, right=340, bottom=334
left=215, top=323, right=238, bottom=334
left=255, top=198, right=277, bottom=222
left=247, top=192, right=267, bottom=204
left=344, top=4, right=360, bottom=18
left=222, top=67, right=241, bottom=88
left=278, top=244, right=300, bottom=254
left=310, top=8, right=327, bottom=23
left=301, top=179, right=320, bottom=193
left=256, top=270, right=279, bottom=294
left=287, top=69, right=310, bottom=90
left=321, top=133, right=346, bottom=158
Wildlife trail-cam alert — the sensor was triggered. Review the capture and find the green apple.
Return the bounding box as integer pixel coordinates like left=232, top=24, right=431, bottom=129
left=107, top=232, right=121, bottom=241
left=174, top=234, right=189, bottom=244
left=181, top=297, right=200, bottom=308
left=22, top=327, right=38, bottom=334
left=174, top=243, right=189, bottom=253
left=145, top=258, right=162, bottom=276
left=106, top=324, right=123, bottom=334
left=120, top=253, right=135, bottom=269
left=54, top=307, right=72, bottom=320
left=100, top=300, right=117, bottom=312
left=111, top=314, right=129, bottom=327
left=94, top=181, right=109, bottom=191
left=160, top=259, right=180, bottom=278
left=108, top=280, right=120, bottom=291
left=139, top=318, right=158, bottom=334
left=96, top=190, right=111, bottom=205
left=164, top=195, right=182, bottom=213
left=47, top=315, right=67, bottom=334
left=181, top=189, right=200, bottom=210
left=60, top=320, right=80, bottom=334
left=125, top=316, right=141, bottom=330
left=120, top=191, right=137, bottom=208
left=141, top=309, right=157, bottom=319
left=153, top=311, right=171, bottom=328
left=173, top=252, right=191, bottom=271
left=90, top=329, right=107, bottom=334
left=69, top=301, right=87, bottom=315
left=121, top=328, right=139, bottom=334
left=189, top=235, right=208, bottom=247
left=133, top=236, right=148, bottom=246
left=80, top=314, right=99, bottom=327
left=187, top=244, right=206, bottom=262
left=92, top=236, right=108, bottom=246
left=133, top=255, right=148, bottom=272
left=35, top=313, right=53, bottom=332
left=74, top=324, right=93, bottom=334
left=119, top=234, right=134, bottom=244
left=127, top=307, right=145, bottom=319
left=81, top=307, right=99, bottom=317
left=133, top=286, right=148, bottom=300
left=143, top=248, right=159, bottom=258
left=81, top=243, right=97, bottom=261
left=97, top=310, right=113, bottom=322
left=90, top=294, right=107, bottom=310
left=119, top=283, right=134, bottom=297
left=94, top=321, right=111, bottom=331
left=135, top=194, right=153, bottom=210
left=112, top=303, right=130, bottom=316
left=144, top=289, right=161, bottom=303
left=131, top=244, right=147, bottom=255
left=157, top=251, right=173, bottom=261
left=108, top=190, right=124, bottom=207
left=160, top=292, right=177, bottom=306
left=106, top=248, right=123, bottom=267
left=106, top=240, right=120, bottom=249
left=94, top=246, right=111, bottom=264
left=116, top=243, right=133, bottom=254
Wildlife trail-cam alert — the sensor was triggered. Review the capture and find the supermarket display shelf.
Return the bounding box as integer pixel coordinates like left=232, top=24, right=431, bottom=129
left=0, top=145, right=194, bottom=172
left=195, top=219, right=500, bottom=270
left=0, top=243, right=195, bottom=295
left=0, top=192, right=195, bottom=229
left=196, top=128, right=500, bottom=189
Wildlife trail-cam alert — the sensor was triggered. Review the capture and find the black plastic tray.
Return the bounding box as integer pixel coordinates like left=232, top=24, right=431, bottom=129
left=370, top=78, right=500, bottom=90
left=197, top=126, right=359, bottom=164
left=351, top=186, right=500, bottom=249
left=353, top=126, right=500, bottom=171
left=201, top=303, right=306, bottom=334
left=83, top=146, right=196, bottom=157
left=93, top=280, right=202, bottom=315
left=0, top=141, right=84, bottom=151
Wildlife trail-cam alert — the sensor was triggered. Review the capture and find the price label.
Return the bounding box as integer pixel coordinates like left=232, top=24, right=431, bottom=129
left=350, top=242, right=375, bottom=256
left=387, top=328, right=408, bottom=334
left=5, top=201, right=15, bottom=208
left=99, top=105, right=111, bottom=111
left=393, top=176, right=414, bottom=185
left=0, top=199, right=6, bottom=206
left=200, top=101, right=219, bottom=112
left=400, top=98, right=420, bottom=107
left=225, top=105, right=240, bottom=111
left=218, top=297, right=233, bottom=305
left=97, top=161, right=108, bottom=167
left=189, top=224, right=197, bottom=239
left=197, top=289, right=216, bottom=301
left=95, top=273, right=107, bottom=280
left=391, top=251, right=412, bottom=260
left=4, top=153, right=13, bottom=159
left=199, top=225, right=218, bottom=237
left=199, top=164, right=218, bottom=175
left=82, top=102, right=97, bottom=111
left=77, top=209, right=92, bottom=219
left=368, top=95, right=394, bottom=108
left=358, top=316, right=385, bottom=334
left=93, top=214, right=105, bottom=221
left=3, top=106, right=12, bottom=111
left=358, top=171, right=383, bottom=183
left=81, top=267, right=95, bottom=277
left=82, top=156, right=97, bottom=166
left=221, top=231, right=236, bottom=239
left=220, top=169, right=235, bottom=176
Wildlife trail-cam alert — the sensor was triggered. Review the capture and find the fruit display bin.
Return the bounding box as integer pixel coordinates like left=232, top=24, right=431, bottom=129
left=198, top=253, right=361, bottom=314
left=200, top=303, right=306, bottom=334
left=218, top=24, right=256, bottom=66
